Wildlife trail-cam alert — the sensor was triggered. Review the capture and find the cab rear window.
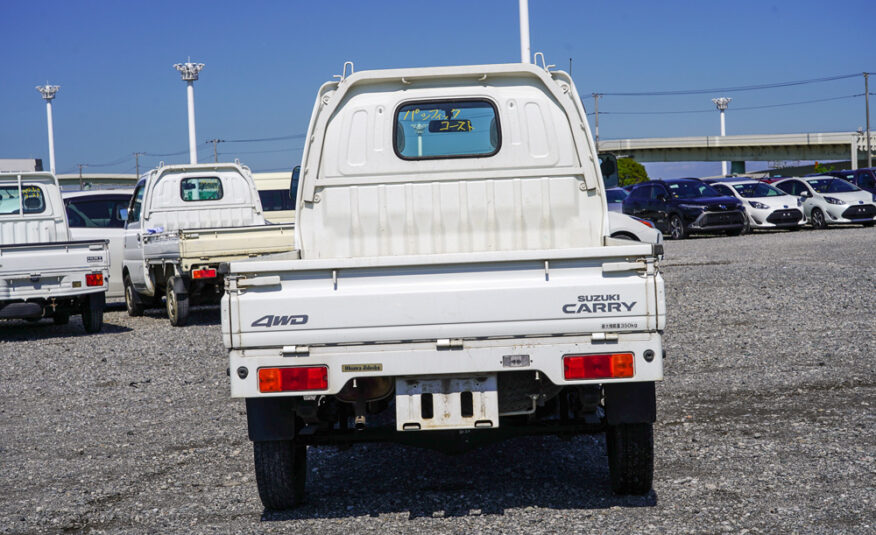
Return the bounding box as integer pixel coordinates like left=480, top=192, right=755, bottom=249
left=394, top=99, right=500, bottom=159
left=180, top=177, right=223, bottom=201
left=0, top=185, right=46, bottom=215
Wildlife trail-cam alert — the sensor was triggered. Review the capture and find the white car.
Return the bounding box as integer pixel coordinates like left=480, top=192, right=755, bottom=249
left=708, top=179, right=805, bottom=232
left=608, top=211, right=664, bottom=245
left=773, top=176, right=876, bottom=229
left=63, top=189, right=133, bottom=298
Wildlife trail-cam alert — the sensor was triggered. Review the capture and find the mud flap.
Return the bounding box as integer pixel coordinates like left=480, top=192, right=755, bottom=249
left=604, top=382, right=656, bottom=425
left=246, top=397, right=297, bottom=441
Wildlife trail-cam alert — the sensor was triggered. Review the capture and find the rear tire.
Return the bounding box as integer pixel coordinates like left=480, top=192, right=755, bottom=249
left=166, top=276, right=189, bottom=327
left=253, top=440, right=307, bottom=510
left=81, top=292, right=105, bottom=333
left=810, top=208, right=827, bottom=229
left=606, top=422, right=654, bottom=495
left=124, top=274, right=144, bottom=317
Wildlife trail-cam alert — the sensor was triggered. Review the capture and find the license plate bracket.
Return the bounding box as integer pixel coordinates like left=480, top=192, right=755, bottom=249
left=395, top=374, right=499, bottom=431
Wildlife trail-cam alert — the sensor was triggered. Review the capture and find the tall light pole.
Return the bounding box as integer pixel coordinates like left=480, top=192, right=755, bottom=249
left=519, top=0, right=530, bottom=63
left=36, top=84, right=60, bottom=174
left=712, top=97, right=732, bottom=176
left=865, top=72, right=871, bottom=168
left=173, top=60, right=205, bottom=164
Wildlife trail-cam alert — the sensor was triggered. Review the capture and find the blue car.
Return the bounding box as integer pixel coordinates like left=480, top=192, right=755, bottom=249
left=622, top=178, right=746, bottom=239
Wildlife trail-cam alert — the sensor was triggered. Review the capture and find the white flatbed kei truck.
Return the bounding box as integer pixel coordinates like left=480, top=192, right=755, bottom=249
left=0, top=172, right=109, bottom=332
left=122, top=163, right=295, bottom=326
left=222, top=62, right=666, bottom=510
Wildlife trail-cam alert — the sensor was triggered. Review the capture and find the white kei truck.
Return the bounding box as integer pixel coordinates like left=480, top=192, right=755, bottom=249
left=122, top=163, right=295, bottom=326
left=222, top=62, right=666, bottom=510
left=0, top=172, right=109, bottom=332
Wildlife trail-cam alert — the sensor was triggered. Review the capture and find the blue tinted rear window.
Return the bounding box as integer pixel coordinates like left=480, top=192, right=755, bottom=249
left=395, top=100, right=500, bottom=159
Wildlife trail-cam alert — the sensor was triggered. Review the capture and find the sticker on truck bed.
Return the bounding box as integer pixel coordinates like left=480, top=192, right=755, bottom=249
left=562, top=294, right=637, bottom=314
left=251, top=314, right=308, bottom=327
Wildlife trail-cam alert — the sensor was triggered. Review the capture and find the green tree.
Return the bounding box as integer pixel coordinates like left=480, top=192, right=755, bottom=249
left=617, top=158, right=649, bottom=187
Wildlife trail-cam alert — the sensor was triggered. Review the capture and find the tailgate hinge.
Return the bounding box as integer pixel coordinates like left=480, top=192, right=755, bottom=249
left=592, top=332, right=619, bottom=343
left=437, top=338, right=464, bottom=350
left=282, top=345, right=310, bottom=357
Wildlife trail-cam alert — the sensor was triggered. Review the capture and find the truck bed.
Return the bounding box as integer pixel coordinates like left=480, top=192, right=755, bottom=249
left=0, top=240, right=110, bottom=300
left=143, top=224, right=295, bottom=271
left=223, top=242, right=664, bottom=349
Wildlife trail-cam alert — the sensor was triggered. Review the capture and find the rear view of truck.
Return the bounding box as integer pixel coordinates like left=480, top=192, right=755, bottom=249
left=222, top=63, right=665, bottom=510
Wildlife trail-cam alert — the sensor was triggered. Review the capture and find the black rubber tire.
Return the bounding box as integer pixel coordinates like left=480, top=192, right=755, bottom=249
left=81, top=292, right=105, bottom=333
left=668, top=215, right=687, bottom=240
left=863, top=222, right=874, bottom=228
left=253, top=440, right=307, bottom=510
left=166, top=276, right=189, bottom=327
left=53, top=312, right=70, bottom=325
left=810, top=208, right=827, bottom=229
left=606, top=422, right=654, bottom=495
left=124, top=274, right=144, bottom=317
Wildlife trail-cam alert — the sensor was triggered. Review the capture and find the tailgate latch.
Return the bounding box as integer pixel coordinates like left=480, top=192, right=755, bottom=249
left=282, top=345, right=310, bottom=356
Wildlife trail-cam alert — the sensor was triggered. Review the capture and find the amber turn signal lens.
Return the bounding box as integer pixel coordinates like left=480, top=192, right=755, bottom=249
left=191, top=268, right=217, bottom=279
left=563, top=353, right=634, bottom=380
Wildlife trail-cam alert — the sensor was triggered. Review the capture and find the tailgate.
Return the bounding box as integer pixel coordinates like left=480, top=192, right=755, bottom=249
left=0, top=240, right=109, bottom=299
left=224, top=244, right=664, bottom=349
left=179, top=224, right=295, bottom=271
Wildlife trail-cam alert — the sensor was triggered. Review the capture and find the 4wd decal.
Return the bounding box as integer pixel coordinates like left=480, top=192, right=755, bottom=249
left=562, top=294, right=636, bottom=314
left=251, top=314, right=309, bottom=328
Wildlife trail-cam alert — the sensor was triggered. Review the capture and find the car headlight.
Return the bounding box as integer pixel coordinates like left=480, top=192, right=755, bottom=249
left=678, top=203, right=704, bottom=211
left=824, top=196, right=845, bottom=205
left=748, top=201, right=770, bottom=210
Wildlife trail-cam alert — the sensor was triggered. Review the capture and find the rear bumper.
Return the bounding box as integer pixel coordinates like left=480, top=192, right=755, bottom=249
left=688, top=211, right=745, bottom=232
left=229, top=331, right=664, bottom=398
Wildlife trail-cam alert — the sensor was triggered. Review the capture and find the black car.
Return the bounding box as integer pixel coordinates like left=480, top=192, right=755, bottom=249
left=622, top=178, right=746, bottom=239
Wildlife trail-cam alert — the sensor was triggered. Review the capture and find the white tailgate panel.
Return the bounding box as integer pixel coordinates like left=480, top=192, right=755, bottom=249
left=232, top=257, right=658, bottom=347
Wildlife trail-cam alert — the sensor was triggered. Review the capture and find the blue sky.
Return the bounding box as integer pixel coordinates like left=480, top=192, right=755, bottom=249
left=2, top=0, right=874, bottom=178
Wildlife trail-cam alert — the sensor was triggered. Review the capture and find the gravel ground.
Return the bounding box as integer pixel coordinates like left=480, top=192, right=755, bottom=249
left=1, top=226, right=874, bottom=534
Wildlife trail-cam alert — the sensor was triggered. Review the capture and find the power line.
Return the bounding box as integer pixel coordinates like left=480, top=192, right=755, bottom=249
left=219, top=147, right=303, bottom=156
left=591, top=93, right=865, bottom=116
left=222, top=133, right=306, bottom=143
left=595, top=72, right=868, bottom=97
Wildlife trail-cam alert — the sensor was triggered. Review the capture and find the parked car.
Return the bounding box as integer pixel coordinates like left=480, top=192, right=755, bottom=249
left=773, top=176, right=876, bottom=228
left=706, top=179, right=805, bottom=232
left=622, top=178, right=746, bottom=239
left=0, top=172, right=109, bottom=331
left=123, top=163, right=296, bottom=326
left=605, top=187, right=628, bottom=213
left=607, top=211, right=663, bottom=245
left=808, top=168, right=876, bottom=195
left=64, top=189, right=133, bottom=299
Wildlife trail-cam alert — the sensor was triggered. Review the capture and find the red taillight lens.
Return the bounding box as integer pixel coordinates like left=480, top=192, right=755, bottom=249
left=563, top=353, right=634, bottom=380
left=191, top=268, right=217, bottom=279
left=258, top=366, right=328, bottom=393
left=85, top=273, right=104, bottom=287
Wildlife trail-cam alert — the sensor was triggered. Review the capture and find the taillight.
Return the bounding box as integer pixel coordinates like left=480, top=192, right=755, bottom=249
left=191, top=268, right=217, bottom=279
left=85, top=273, right=104, bottom=287
left=258, top=366, right=328, bottom=393
left=563, top=353, right=634, bottom=380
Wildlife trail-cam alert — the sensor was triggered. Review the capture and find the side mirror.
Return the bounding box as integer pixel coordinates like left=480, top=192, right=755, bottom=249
left=800, top=191, right=812, bottom=198
left=657, top=194, right=668, bottom=202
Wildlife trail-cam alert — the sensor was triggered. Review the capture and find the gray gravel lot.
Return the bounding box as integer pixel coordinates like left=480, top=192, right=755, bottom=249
left=1, top=226, right=874, bottom=534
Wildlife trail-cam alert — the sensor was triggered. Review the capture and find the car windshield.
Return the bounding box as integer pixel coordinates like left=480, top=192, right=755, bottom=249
left=606, top=189, right=628, bottom=203
left=667, top=181, right=720, bottom=199
left=732, top=182, right=784, bottom=198
left=806, top=178, right=859, bottom=193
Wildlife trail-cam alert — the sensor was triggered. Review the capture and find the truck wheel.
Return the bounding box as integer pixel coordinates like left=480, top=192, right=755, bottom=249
left=166, top=276, right=189, bottom=327
left=81, top=292, right=105, bottom=333
left=253, top=440, right=307, bottom=510
left=606, top=422, right=654, bottom=495
left=53, top=312, right=70, bottom=325
left=124, top=274, right=144, bottom=317
left=668, top=215, right=687, bottom=240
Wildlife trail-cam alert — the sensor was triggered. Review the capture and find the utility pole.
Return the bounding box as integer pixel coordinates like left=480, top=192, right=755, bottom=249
left=865, top=72, right=872, bottom=168
left=173, top=60, right=205, bottom=164
left=206, top=139, right=224, bottom=163
left=712, top=97, right=732, bottom=176
left=77, top=163, right=87, bottom=190
left=36, top=84, right=60, bottom=174
left=592, top=93, right=601, bottom=152
left=518, top=0, right=530, bottom=63
left=133, top=152, right=145, bottom=178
